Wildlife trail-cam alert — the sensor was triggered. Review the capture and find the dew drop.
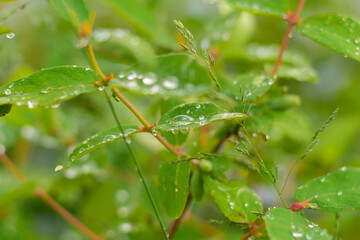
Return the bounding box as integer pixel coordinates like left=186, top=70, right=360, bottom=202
left=103, top=134, right=116, bottom=142
left=85, top=67, right=91, bottom=71
left=6, top=33, right=15, bottom=39
left=4, top=89, right=11, bottom=95
left=125, top=137, right=132, bottom=144
left=293, top=232, right=303, bottom=238
left=244, top=203, right=249, bottom=207
left=162, top=76, right=178, bottom=90
left=151, top=129, right=157, bottom=136
left=55, top=165, right=64, bottom=172
left=127, top=73, right=137, bottom=81
left=337, top=191, right=343, bottom=196
left=98, top=86, right=105, bottom=91
left=198, top=115, right=205, bottom=120
left=142, top=77, right=156, bottom=85
left=172, top=115, right=194, bottom=126
left=321, top=177, right=326, bottom=182
left=196, top=104, right=201, bottom=109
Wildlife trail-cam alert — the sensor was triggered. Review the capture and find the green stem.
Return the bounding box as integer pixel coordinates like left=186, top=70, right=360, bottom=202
left=103, top=91, right=169, bottom=240
left=334, top=212, right=340, bottom=240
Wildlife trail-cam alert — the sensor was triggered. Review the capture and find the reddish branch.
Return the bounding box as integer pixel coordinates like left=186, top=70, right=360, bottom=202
left=0, top=152, right=105, bottom=240
left=270, top=0, right=306, bottom=76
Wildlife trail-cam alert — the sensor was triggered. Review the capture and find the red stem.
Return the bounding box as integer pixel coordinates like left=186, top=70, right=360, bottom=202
left=270, top=0, right=306, bottom=76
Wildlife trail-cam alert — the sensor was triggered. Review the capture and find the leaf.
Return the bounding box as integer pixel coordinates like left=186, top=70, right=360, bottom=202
left=155, top=102, right=248, bottom=132
left=221, top=73, right=275, bottom=102
left=158, top=161, right=191, bottom=219
left=0, top=105, right=11, bottom=117
left=0, top=26, right=14, bottom=37
left=110, top=54, right=212, bottom=97
left=203, top=175, right=262, bottom=223
left=298, top=14, right=360, bottom=62
left=264, top=63, right=318, bottom=83
left=264, top=208, right=331, bottom=240
left=0, top=66, right=98, bottom=108
left=91, top=28, right=156, bottom=69
left=49, top=0, right=90, bottom=26
left=100, top=0, right=176, bottom=48
left=219, top=0, right=289, bottom=17
left=190, top=169, right=204, bottom=201
left=0, top=182, right=36, bottom=206
left=295, top=167, right=360, bottom=212
left=56, top=125, right=142, bottom=172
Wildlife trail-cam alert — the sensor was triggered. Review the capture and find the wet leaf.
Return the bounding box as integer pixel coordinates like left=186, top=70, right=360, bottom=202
left=0, top=105, right=11, bottom=117
left=295, top=167, right=360, bottom=212
left=0, top=26, right=14, bottom=37
left=0, top=66, right=98, bottom=108
left=91, top=28, right=156, bottom=69
left=49, top=0, right=90, bottom=26
left=298, top=14, right=360, bottom=62
left=221, top=73, right=275, bottom=102
left=203, top=175, right=262, bottom=223
left=158, top=161, right=191, bottom=219
left=265, top=63, right=318, bottom=83
left=57, top=125, right=141, bottom=172
left=190, top=169, right=204, bottom=201
left=155, top=102, right=248, bottom=132
left=100, top=0, right=176, bottom=48
left=264, top=208, right=331, bottom=240
left=220, top=0, right=289, bottom=17
left=110, top=54, right=212, bottom=97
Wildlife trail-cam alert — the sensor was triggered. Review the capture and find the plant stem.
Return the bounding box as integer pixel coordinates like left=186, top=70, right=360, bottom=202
left=0, top=152, right=104, bottom=240
left=104, top=91, right=169, bottom=240
left=270, top=0, right=306, bottom=76
left=334, top=212, right=340, bottom=240
left=240, top=223, right=265, bottom=240
left=86, top=44, right=107, bottom=80
left=111, top=86, right=188, bottom=157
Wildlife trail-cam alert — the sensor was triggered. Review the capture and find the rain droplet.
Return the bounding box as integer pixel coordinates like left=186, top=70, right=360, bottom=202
left=321, top=177, right=326, bottom=182
left=337, top=191, right=343, bottom=196
left=55, top=165, right=63, bottom=172
left=172, top=115, right=194, bottom=126
left=4, top=89, right=11, bottom=95
left=162, top=76, right=178, bottom=89
left=151, top=129, right=157, bottom=136
left=103, top=134, right=116, bottom=142
left=142, top=77, right=156, bottom=85
left=293, top=232, right=303, bottom=238
left=127, top=73, right=137, bottom=81
left=198, top=115, right=205, bottom=120
left=98, top=86, right=105, bottom=91
left=6, top=33, right=15, bottom=39
left=125, top=137, right=132, bottom=144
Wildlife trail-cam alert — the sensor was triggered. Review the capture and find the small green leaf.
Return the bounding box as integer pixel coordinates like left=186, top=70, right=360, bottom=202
left=265, top=63, right=318, bottom=83
left=49, top=0, right=90, bottom=25
left=155, top=102, right=248, bottom=132
left=0, top=182, right=36, bottom=206
left=110, top=54, right=212, bottom=97
left=100, top=0, right=176, bottom=48
left=57, top=125, right=142, bottom=172
left=0, top=66, right=98, bottom=108
left=221, top=74, right=275, bottom=102
left=91, top=28, right=156, bottom=69
left=220, top=0, right=289, bottom=17
left=298, top=14, right=360, bottom=62
left=203, top=175, right=262, bottom=223
left=295, top=167, right=360, bottom=212
left=158, top=161, right=191, bottom=219
left=0, top=26, right=14, bottom=37
left=264, top=208, right=331, bottom=240
left=0, top=105, right=11, bottom=117
left=267, top=94, right=301, bottom=111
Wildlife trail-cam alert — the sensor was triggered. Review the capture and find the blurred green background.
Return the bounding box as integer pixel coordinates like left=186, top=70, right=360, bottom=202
left=0, top=0, right=359, bottom=239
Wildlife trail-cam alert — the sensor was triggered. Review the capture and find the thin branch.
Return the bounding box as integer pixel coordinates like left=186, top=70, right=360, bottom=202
left=0, top=152, right=105, bottom=240
left=270, top=0, right=306, bottom=76
left=86, top=44, right=107, bottom=81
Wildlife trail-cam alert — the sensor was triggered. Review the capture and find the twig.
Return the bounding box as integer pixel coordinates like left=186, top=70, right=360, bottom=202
left=0, top=152, right=105, bottom=240
left=270, top=0, right=306, bottom=76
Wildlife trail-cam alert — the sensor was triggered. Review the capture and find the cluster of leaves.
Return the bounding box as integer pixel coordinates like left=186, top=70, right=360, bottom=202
left=1, top=0, right=360, bottom=239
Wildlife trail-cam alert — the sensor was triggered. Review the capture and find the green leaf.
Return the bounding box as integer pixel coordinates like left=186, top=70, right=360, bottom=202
left=91, top=28, right=156, bottom=69
left=298, top=14, right=360, bottom=62
left=221, top=74, right=275, bottom=102
left=0, top=105, right=11, bottom=117
left=110, top=54, right=212, bottom=97
left=190, top=169, right=204, bottom=201
left=203, top=175, right=262, bottom=223
left=158, top=161, right=191, bottom=219
left=57, top=125, right=142, bottom=172
left=264, top=208, right=331, bottom=240
left=100, top=0, right=176, bottom=48
left=0, top=26, right=14, bottom=37
left=219, top=0, right=289, bottom=17
left=295, top=167, right=360, bottom=212
left=0, top=66, right=98, bottom=108
left=49, top=0, right=90, bottom=26
left=0, top=182, right=36, bottom=206
left=155, top=102, right=248, bottom=132
left=265, top=63, right=318, bottom=83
